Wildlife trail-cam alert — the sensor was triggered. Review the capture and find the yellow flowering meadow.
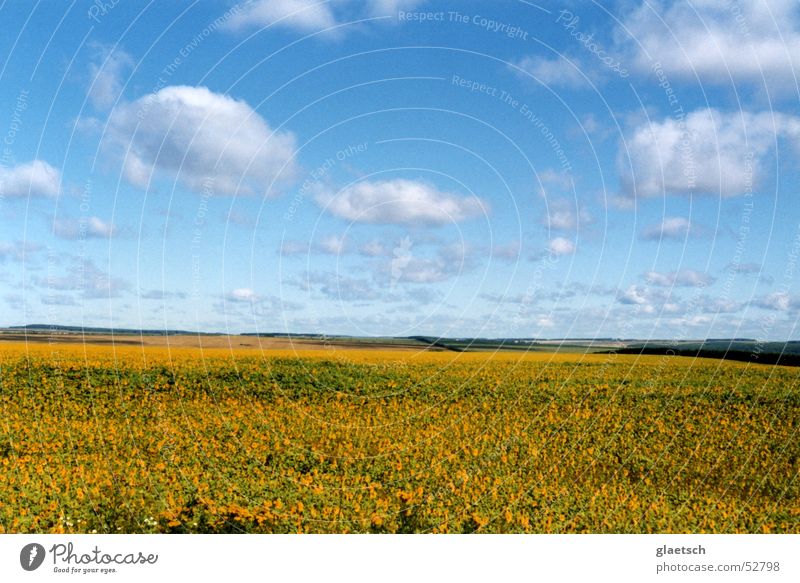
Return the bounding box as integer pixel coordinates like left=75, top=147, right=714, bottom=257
left=0, top=341, right=797, bottom=533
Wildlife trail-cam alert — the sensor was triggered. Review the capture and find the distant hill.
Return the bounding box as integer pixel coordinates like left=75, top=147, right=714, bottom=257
left=608, top=340, right=800, bottom=367
left=5, top=324, right=220, bottom=336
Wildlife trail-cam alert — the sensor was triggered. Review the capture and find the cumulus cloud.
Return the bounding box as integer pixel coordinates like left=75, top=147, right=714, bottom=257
left=516, top=55, right=588, bottom=88
left=317, top=234, right=347, bottom=255
left=378, top=241, right=475, bottom=285
left=620, top=0, right=800, bottom=92
left=726, top=262, right=772, bottom=283
left=332, top=240, right=459, bottom=286
left=53, top=216, right=115, bottom=239
left=81, top=264, right=129, bottom=299
left=620, top=108, right=800, bottom=198
left=224, top=0, right=428, bottom=32
left=293, top=271, right=380, bottom=301
left=0, top=160, right=61, bottom=198
left=617, top=285, right=681, bottom=315
left=0, top=241, right=39, bottom=262
left=105, top=86, right=298, bottom=196
left=280, top=235, right=348, bottom=256
left=756, top=292, right=799, bottom=311
left=368, top=0, right=427, bottom=15
left=696, top=295, right=742, bottom=314
left=227, top=210, right=257, bottom=229
left=394, top=257, right=452, bottom=284
left=644, top=269, right=715, bottom=287
left=316, top=178, right=487, bottom=225
left=543, top=199, right=593, bottom=231
left=226, top=288, right=260, bottom=303
left=537, top=168, right=575, bottom=192
left=219, top=288, right=303, bottom=318
left=280, top=240, right=310, bottom=256
left=87, top=217, right=115, bottom=238
left=548, top=237, right=576, bottom=256
left=640, top=216, right=695, bottom=240
left=223, top=0, right=337, bottom=33
left=359, top=240, right=388, bottom=257
left=536, top=315, right=555, bottom=328
left=35, top=259, right=128, bottom=299
left=618, top=285, right=656, bottom=306
left=491, top=240, right=521, bottom=261
left=87, top=46, right=133, bottom=110
left=665, top=314, right=713, bottom=328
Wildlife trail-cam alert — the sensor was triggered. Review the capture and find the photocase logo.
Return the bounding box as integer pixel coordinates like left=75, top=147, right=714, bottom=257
left=20, top=543, right=46, bottom=571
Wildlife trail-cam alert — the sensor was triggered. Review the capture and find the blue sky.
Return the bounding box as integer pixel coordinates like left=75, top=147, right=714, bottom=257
left=0, top=0, right=798, bottom=339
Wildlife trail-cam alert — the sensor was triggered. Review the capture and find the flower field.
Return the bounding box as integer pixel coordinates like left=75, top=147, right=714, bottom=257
left=0, top=342, right=797, bottom=533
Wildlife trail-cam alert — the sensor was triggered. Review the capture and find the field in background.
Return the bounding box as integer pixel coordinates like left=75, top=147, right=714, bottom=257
left=0, top=341, right=797, bottom=533
left=4, top=329, right=799, bottom=366
left=0, top=331, right=437, bottom=351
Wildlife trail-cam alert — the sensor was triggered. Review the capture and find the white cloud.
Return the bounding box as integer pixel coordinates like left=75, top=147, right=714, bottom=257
left=392, top=257, right=450, bottom=284
left=581, top=114, right=604, bottom=137
left=0, top=241, right=39, bottom=262
left=438, top=241, right=470, bottom=265
left=538, top=169, right=574, bottom=192
left=620, top=108, right=800, bottom=197
left=536, top=315, right=555, bottom=328
left=316, top=178, right=487, bottom=225
left=644, top=269, right=715, bottom=287
left=53, top=216, right=115, bottom=239
left=491, top=240, right=521, bottom=261
left=375, top=240, right=476, bottom=285
left=640, top=216, right=695, bottom=240
left=35, top=259, right=128, bottom=299
left=280, top=240, right=310, bottom=256
left=643, top=271, right=677, bottom=287
left=227, top=288, right=260, bottom=303
left=696, top=295, right=742, bottom=313
left=516, top=55, right=588, bottom=88
left=547, top=210, right=577, bottom=230
left=548, top=237, right=576, bottom=256
left=224, top=0, right=337, bottom=33
left=280, top=236, right=348, bottom=255
left=368, top=0, right=426, bottom=15
left=0, top=160, right=61, bottom=198
left=227, top=210, right=257, bottom=229
left=317, top=234, right=347, bottom=255
left=543, top=199, right=593, bottom=231
left=224, top=0, right=428, bottom=32
left=756, top=291, right=798, bottom=311
left=87, top=46, right=133, bottom=110
left=666, top=314, right=713, bottom=328
left=81, top=263, right=128, bottom=299
left=105, top=86, right=298, bottom=196
left=620, top=0, right=800, bottom=92
left=618, top=285, right=653, bottom=306
left=377, top=242, right=459, bottom=285
left=617, top=284, right=679, bottom=315
left=294, top=271, right=380, bottom=301
left=88, top=217, right=115, bottom=238
left=359, top=240, right=387, bottom=257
